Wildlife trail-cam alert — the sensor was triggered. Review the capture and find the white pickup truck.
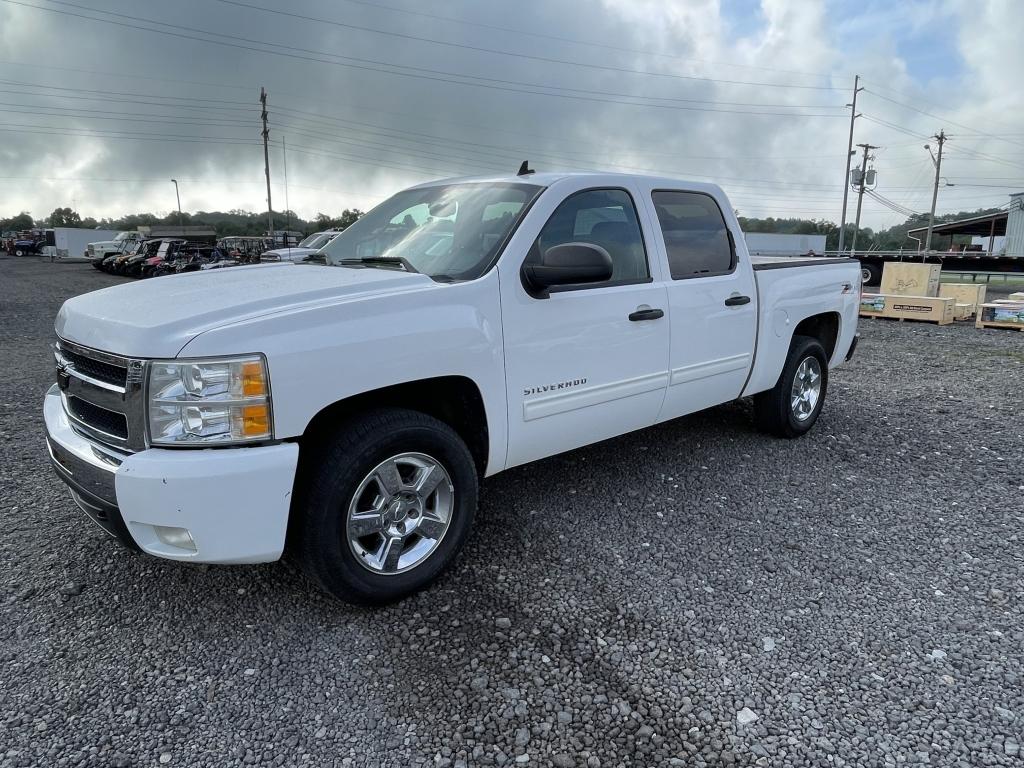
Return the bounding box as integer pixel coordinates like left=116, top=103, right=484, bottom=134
left=86, top=231, right=142, bottom=264
left=44, top=171, right=860, bottom=603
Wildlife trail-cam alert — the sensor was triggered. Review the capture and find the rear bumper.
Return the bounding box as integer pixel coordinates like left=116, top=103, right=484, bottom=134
left=43, top=384, right=299, bottom=563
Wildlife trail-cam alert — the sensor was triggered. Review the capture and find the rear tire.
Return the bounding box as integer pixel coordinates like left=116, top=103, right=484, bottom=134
left=291, top=408, right=478, bottom=604
left=754, top=335, right=829, bottom=438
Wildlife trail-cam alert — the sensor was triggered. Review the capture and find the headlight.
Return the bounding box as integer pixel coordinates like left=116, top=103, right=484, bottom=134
left=147, top=355, right=272, bottom=446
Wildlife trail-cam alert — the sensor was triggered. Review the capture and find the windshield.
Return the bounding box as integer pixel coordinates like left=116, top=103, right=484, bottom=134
left=318, top=182, right=542, bottom=281
left=298, top=232, right=334, bottom=250
left=115, top=232, right=132, bottom=241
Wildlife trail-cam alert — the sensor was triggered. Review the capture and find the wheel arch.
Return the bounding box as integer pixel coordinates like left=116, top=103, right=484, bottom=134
left=792, top=311, right=841, bottom=364
left=297, top=375, right=490, bottom=478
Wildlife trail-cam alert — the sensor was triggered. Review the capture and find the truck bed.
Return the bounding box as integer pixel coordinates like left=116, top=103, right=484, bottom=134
left=750, top=255, right=859, bottom=270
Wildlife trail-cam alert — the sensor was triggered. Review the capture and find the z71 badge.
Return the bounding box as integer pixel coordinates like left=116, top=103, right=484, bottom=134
left=523, top=378, right=587, bottom=397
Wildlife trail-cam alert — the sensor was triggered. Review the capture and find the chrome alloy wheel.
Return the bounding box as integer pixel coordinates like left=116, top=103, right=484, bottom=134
left=346, top=452, right=455, bottom=575
left=790, top=356, right=822, bottom=422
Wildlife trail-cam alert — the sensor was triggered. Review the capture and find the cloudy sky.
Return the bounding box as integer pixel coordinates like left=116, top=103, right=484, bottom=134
left=0, top=0, right=1021, bottom=229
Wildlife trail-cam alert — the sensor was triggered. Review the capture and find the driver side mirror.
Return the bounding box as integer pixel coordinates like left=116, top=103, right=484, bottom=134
left=522, top=242, right=613, bottom=298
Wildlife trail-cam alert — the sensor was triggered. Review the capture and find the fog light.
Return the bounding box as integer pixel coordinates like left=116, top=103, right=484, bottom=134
left=154, top=525, right=197, bottom=552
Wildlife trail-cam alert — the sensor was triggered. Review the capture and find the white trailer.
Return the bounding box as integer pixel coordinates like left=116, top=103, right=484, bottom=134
left=42, top=228, right=122, bottom=262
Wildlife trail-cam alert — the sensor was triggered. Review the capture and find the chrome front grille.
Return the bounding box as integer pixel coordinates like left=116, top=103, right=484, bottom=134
left=66, top=396, right=129, bottom=440
left=54, top=338, right=147, bottom=452
left=60, top=346, right=126, bottom=388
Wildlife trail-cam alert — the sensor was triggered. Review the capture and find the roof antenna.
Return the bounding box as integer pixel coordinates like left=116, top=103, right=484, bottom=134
left=517, top=160, right=535, bottom=176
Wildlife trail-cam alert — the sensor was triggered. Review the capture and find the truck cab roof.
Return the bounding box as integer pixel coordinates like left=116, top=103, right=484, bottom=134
left=406, top=171, right=725, bottom=196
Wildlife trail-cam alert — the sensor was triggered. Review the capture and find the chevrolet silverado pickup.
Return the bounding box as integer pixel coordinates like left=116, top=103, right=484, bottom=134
left=44, top=171, right=860, bottom=603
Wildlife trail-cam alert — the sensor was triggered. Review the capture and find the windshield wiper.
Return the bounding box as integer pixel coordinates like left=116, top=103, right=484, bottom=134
left=338, top=256, right=419, bottom=273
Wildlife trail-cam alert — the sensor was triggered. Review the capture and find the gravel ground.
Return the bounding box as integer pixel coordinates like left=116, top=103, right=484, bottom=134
left=1, top=256, right=1023, bottom=768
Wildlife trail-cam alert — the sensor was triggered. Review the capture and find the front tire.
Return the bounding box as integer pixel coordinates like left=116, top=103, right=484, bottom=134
left=754, top=335, right=829, bottom=438
left=291, top=409, right=478, bottom=604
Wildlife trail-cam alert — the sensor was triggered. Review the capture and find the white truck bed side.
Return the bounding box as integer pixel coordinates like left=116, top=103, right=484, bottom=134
left=742, top=256, right=860, bottom=396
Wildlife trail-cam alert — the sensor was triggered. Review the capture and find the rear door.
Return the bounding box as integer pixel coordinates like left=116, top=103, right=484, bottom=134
left=499, top=184, right=670, bottom=468
left=639, top=187, right=757, bottom=420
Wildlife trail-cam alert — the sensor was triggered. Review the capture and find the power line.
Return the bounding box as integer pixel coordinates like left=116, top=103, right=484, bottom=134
left=213, top=0, right=846, bottom=92
left=0, top=58, right=252, bottom=92
left=866, top=189, right=920, bottom=217
left=0, top=126, right=261, bottom=145
left=0, top=104, right=257, bottom=127
left=863, top=89, right=1024, bottom=150
left=0, top=78, right=255, bottom=106
left=0, top=86, right=256, bottom=112
left=320, top=0, right=846, bottom=82
left=0, top=0, right=846, bottom=117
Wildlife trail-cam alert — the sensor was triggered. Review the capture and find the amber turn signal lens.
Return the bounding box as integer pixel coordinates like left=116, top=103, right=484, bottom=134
left=240, top=360, right=267, bottom=397
left=240, top=404, right=270, bottom=437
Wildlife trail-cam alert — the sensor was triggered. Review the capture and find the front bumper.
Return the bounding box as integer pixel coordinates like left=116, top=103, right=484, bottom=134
left=43, top=384, right=299, bottom=564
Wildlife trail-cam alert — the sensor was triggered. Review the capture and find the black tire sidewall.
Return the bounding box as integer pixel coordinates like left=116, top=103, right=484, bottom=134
left=781, top=337, right=829, bottom=436
left=298, top=410, right=478, bottom=604
left=861, top=262, right=882, bottom=287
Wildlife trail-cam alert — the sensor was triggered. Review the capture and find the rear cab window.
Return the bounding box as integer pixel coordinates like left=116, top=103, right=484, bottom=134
left=651, top=191, right=735, bottom=279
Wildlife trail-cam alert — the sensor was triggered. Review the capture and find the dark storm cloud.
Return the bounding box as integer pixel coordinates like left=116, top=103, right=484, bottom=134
left=0, top=0, right=1019, bottom=227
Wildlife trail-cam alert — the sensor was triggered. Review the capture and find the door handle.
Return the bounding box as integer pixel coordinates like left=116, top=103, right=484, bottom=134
left=628, top=308, right=664, bottom=321
left=724, top=295, right=751, bottom=307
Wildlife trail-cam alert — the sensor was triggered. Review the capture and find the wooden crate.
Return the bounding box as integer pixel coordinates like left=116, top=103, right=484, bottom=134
left=881, top=262, right=942, bottom=297
left=976, top=302, right=1024, bottom=331
left=954, top=303, right=974, bottom=321
left=939, top=283, right=986, bottom=318
left=883, top=295, right=954, bottom=325
left=859, top=294, right=954, bottom=325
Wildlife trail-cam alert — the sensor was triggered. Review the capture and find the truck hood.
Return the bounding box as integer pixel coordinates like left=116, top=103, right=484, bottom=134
left=55, top=263, right=433, bottom=358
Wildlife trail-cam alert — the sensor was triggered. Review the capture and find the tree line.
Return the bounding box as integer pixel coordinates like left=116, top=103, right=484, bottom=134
left=0, top=207, right=364, bottom=237
left=2, top=205, right=1003, bottom=252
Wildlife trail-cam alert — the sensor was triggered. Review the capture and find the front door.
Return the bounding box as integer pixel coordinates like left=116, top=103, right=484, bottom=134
left=642, top=189, right=757, bottom=420
left=499, top=186, right=670, bottom=469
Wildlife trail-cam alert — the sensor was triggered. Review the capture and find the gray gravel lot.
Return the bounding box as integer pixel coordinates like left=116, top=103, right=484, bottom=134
left=1, top=255, right=1023, bottom=768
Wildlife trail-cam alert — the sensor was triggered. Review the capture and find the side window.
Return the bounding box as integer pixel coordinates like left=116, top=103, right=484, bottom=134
left=652, top=191, right=735, bottom=279
left=530, top=188, right=649, bottom=284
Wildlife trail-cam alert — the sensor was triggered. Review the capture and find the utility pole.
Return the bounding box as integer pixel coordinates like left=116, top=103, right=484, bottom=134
left=282, top=135, right=290, bottom=241
left=170, top=179, right=183, bottom=231
left=924, top=130, right=947, bottom=251
left=838, top=74, right=862, bottom=253
left=850, top=142, right=879, bottom=254
left=260, top=87, right=274, bottom=239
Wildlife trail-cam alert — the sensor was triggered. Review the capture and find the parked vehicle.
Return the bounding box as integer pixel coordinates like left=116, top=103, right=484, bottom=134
left=218, top=236, right=273, bottom=264
left=122, top=239, right=172, bottom=277
left=44, top=171, right=860, bottom=604
left=41, top=228, right=122, bottom=262
left=11, top=230, right=44, bottom=256
left=136, top=239, right=187, bottom=277
left=260, top=230, right=342, bottom=262
left=87, top=231, right=142, bottom=265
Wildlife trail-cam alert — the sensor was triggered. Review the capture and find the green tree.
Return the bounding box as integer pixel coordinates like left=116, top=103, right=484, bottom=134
left=1, top=212, right=35, bottom=232
left=48, top=207, right=82, bottom=226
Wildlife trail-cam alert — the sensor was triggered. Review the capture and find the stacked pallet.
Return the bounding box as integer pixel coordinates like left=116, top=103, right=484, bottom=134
left=859, top=263, right=953, bottom=325
left=939, top=283, right=987, bottom=320
left=976, top=302, right=1024, bottom=331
